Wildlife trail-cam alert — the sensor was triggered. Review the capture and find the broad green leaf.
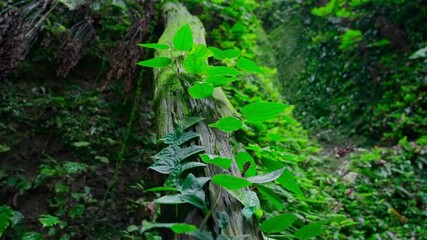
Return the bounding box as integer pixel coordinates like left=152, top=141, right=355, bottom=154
left=144, top=187, right=178, bottom=192
left=222, top=49, right=240, bottom=59
left=136, top=57, right=172, bottom=68
left=183, top=54, right=208, bottom=74
left=294, top=220, right=328, bottom=239
left=155, top=194, right=186, bottom=204
left=277, top=169, right=304, bottom=197
left=236, top=152, right=256, bottom=177
left=209, top=116, right=242, bottom=133
left=188, top=82, right=214, bottom=99
left=180, top=194, right=208, bottom=213
left=0, top=205, right=13, bottom=237
left=140, top=221, right=197, bottom=234
left=212, top=174, right=251, bottom=190
left=200, top=154, right=232, bottom=169
left=260, top=213, right=297, bottom=233
left=207, top=66, right=241, bottom=76
left=173, top=24, right=193, bottom=51
left=192, top=45, right=211, bottom=59
left=152, top=145, right=180, bottom=160
left=72, top=141, right=90, bottom=147
left=242, top=102, right=288, bottom=122
left=165, top=162, right=207, bottom=187
left=208, top=47, right=224, bottom=60
left=160, top=131, right=199, bottom=145
left=206, top=75, right=239, bottom=87
left=257, top=185, right=284, bottom=210
left=247, top=167, right=285, bottom=184
left=137, top=43, right=170, bottom=50
left=170, top=223, right=198, bottom=234
left=236, top=58, right=262, bottom=73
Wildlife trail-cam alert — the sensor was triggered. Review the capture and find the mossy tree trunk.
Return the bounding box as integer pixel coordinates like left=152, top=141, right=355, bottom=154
left=153, top=2, right=262, bottom=239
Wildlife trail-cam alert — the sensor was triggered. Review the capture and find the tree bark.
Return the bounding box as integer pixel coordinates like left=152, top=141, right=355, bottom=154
left=154, top=2, right=262, bottom=239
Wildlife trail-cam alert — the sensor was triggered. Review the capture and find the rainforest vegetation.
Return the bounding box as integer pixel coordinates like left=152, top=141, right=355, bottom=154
left=0, top=0, right=426, bottom=239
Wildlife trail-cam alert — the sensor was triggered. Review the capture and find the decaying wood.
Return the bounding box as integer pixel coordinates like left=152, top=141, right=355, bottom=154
left=154, top=2, right=262, bottom=239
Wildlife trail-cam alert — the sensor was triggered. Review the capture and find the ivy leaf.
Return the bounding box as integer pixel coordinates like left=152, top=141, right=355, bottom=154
left=188, top=82, right=214, bottom=99
left=247, top=167, right=285, bottom=184
left=294, top=220, right=328, bottom=239
left=136, top=57, right=172, bottom=68
left=212, top=174, right=251, bottom=190
left=137, top=43, right=170, bottom=50
left=257, top=185, right=284, bottom=210
left=160, top=131, right=199, bottom=146
left=39, top=214, right=60, bottom=228
left=222, top=49, right=240, bottom=58
left=173, top=24, right=193, bottom=51
left=149, top=157, right=179, bottom=174
left=209, top=116, right=242, bottom=133
left=236, top=58, right=262, bottom=73
left=200, top=154, right=232, bottom=169
left=242, top=102, right=288, bottom=122
left=183, top=54, right=208, bottom=74
left=277, top=169, right=304, bottom=197
left=207, top=66, right=241, bottom=76
left=236, top=152, right=256, bottom=177
left=260, top=213, right=297, bottom=233
left=152, top=145, right=180, bottom=160
left=175, top=145, right=205, bottom=161
left=206, top=75, right=239, bottom=87
left=208, top=47, right=224, bottom=60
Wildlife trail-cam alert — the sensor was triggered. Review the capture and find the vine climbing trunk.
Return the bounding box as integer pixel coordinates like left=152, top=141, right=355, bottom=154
left=153, top=2, right=262, bottom=239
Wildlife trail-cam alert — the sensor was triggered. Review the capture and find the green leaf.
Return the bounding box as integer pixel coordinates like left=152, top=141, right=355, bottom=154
left=294, top=220, right=328, bottom=239
left=277, top=169, right=304, bottom=197
left=247, top=167, right=285, bottom=184
left=153, top=145, right=180, bottom=160
left=68, top=204, right=84, bottom=218
left=149, top=157, right=179, bottom=174
left=155, top=194, right=186, bottom=204
left=22, top=232, right=43, bottom=240
left=160, top=131, right=199, bottom=145
left=212, top=174, right=251, bottom=190
left=0, top=205, right=13, bottom=237
left=170, top=223, right=198, bottom=234
left=200, top=154, right=232, bottom=169
left=173, top=24, right=193, bottom=51
left=209, top=116, right=242, bottom=133
left=208, top=47, right=224, bottom=60
left=183, top=54, right=208, bottom=74
left=236, top=152, right=256, bottom=177
left=63, top=162, right=88, bottom=174
left=236, top=58, right=262, bottom=73
left=144, top=187, right=178, bottom=192
left=222, top=49, right=240, bottom=59
left=188, top=82, right=214, bottom=99
left=136, top=57, right=172, bottom=68
left=242, top=102, right=288, bottom=122
left=137, top=43, right=170, bottom=50
left=206, top=75, right=239, bottom=87
left=175, top=146, right=205, bottom=161
left=260, top=213, right=297, bottom=233
left=72, top=141, right=90, bottom=147
left=207, top=66, right=241, bottom=76
left=257, top=185, right=284, bottom=210
left=39, top=214, right=60, bottom=228
left=0, top=145, right=11, bottom=153
left=140, top=221, right=197, bottom=234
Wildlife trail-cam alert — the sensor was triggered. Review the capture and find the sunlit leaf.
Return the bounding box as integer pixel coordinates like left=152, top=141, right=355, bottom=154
left=188, top=82, right=214, bottom=99
left=222, top=49, right=240, bottom=59
left=208, top=47, right=225, bottom=60
left=137, top=43, right=170, bottom=50
left=236, top=152, right=256, bottom=177
left=212, top=174, right=251, bottom=190
left=242, top=102, right=288, bottom=122
left=200, top=154, right=232, bottom=169
left=39, top=214, right=60, bottom=228
left=260, top=213, right=297, bottom=233
left=184, top=54, right=208, bottom=74
left=209, top=116, right=242, bottom=133
left=206, top=75, right=239, bottom=87
left=236, top=58, right=262, bottom=73
left=277, top=169, right=304, bottom=197
left=136, top=57, right=172, bottom=68
left=173, top=24, right=193, bottom=51
left=207, top=66, right=241, bottom=76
